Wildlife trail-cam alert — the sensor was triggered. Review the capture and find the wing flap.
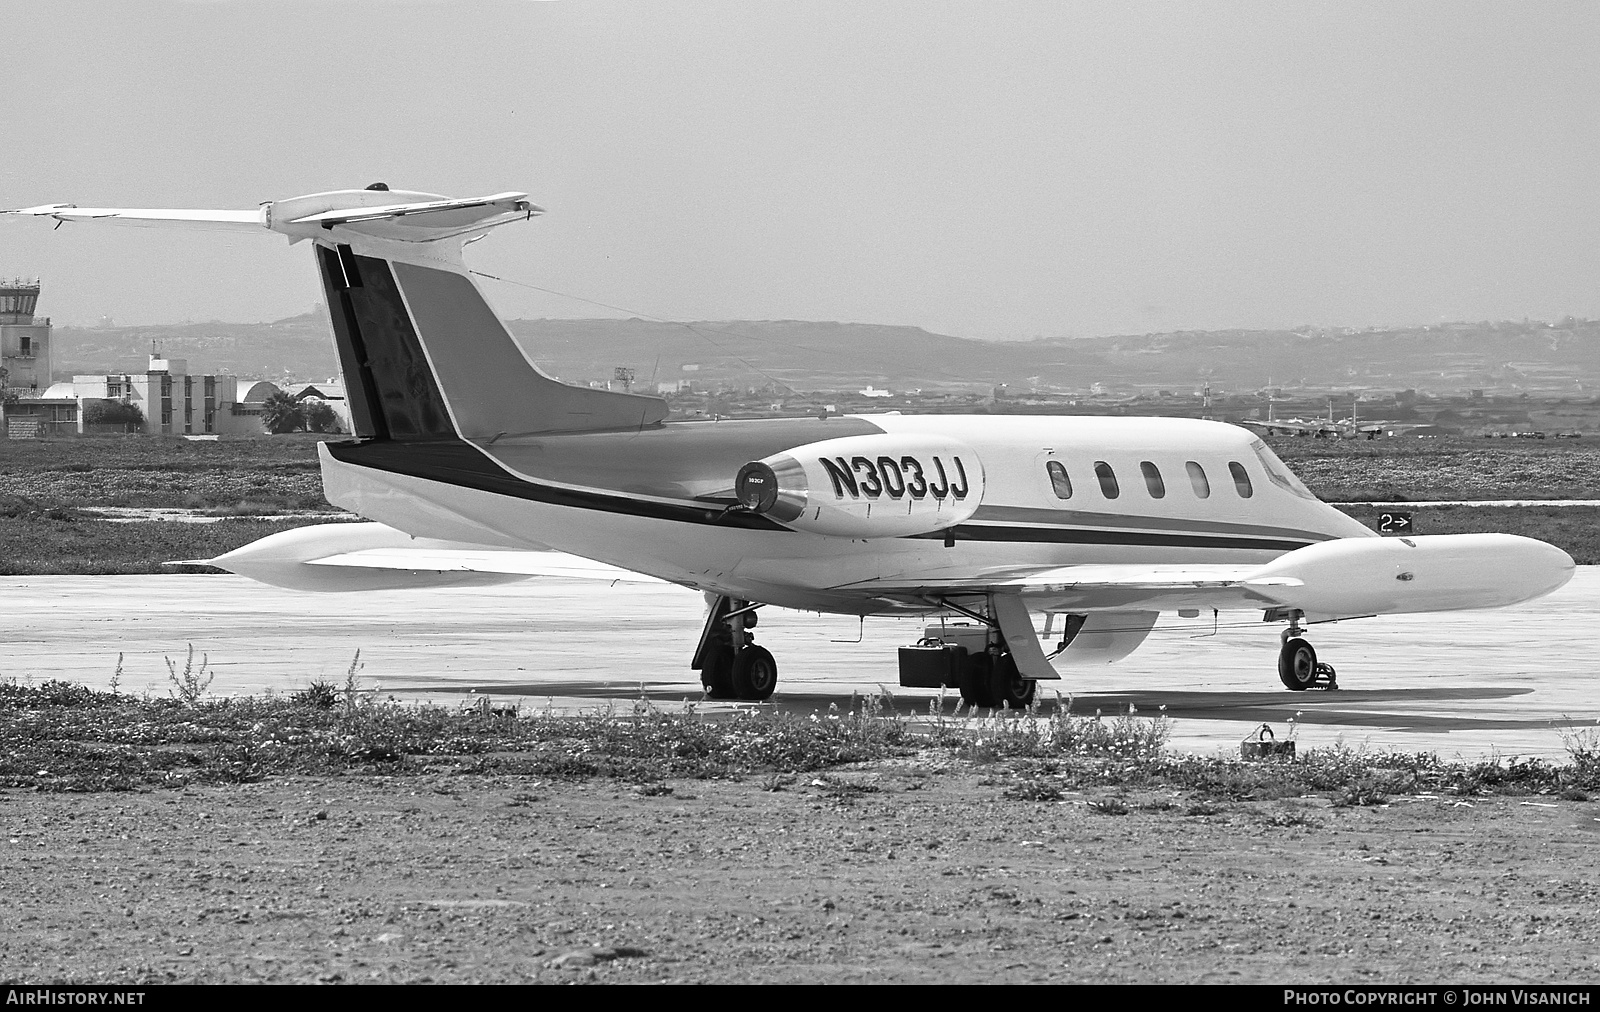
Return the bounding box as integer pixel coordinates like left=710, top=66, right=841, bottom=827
left=857, top=563, right=1305, bottom=614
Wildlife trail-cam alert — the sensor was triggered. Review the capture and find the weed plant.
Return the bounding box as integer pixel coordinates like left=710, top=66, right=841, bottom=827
left=164, top=644, right=215, bottom=706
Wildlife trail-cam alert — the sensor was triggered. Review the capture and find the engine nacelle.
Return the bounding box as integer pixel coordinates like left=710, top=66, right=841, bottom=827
left=735, top=434, right=985, bottom=538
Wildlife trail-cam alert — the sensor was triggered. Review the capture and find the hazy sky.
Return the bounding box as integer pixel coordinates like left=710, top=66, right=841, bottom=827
left=4, top=1, right=1600, bottom=338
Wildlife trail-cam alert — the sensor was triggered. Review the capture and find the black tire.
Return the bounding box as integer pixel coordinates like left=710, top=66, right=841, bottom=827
left=958, top=655, right=997, bottom=709
left=1277, top=637, right=1318, bottom=691
left=988, top=653, right=1037, bottom=710
left=731, top=645, right=778, bottom=701
left=701, top=643, right=736, bottom=699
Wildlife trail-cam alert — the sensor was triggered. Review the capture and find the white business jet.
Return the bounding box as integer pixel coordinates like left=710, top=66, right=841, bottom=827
left=4, top=186, right=1574, bottom=707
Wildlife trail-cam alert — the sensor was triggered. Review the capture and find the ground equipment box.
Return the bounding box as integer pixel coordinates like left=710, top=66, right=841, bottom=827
left=897, top=623, right=990, bottom=688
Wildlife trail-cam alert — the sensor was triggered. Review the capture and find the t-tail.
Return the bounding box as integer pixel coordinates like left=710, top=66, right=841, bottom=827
left=4, top=184, right=667, bottom=443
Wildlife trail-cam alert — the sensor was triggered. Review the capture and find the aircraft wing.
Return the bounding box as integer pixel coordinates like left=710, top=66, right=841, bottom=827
left=862, top=563, right=1297, bottom=612
left=305, top=547, right=664, bottom=583
left=861, top=532, right=1573, bottom=678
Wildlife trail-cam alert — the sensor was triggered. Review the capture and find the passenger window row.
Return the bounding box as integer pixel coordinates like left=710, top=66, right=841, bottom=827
left=1046, top=459, right=1253, bottom=501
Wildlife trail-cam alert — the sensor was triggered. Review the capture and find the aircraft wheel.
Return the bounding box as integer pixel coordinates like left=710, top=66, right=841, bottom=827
left=731, top=645, right=778, bottom=702
left=958, top=657, right=996, bottom=709
left=1277, top=637, right=1318, bottom=691
left=701, top=644, right=736, bottom=699
left=988, top=653, right=1036, bottom=710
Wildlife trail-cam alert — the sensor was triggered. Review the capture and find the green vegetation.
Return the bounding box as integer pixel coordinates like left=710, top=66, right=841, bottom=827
left=80, top=399, right=145, bottom=428
left=0, top=434, right=328, bottom=511
left=258, top=393, right=343, bottom=435
left=0, top=510, right=331, bottom=575
left=3, top=680, right=1594, bottom=800
left=1269, top=434, right=1600, bottom=501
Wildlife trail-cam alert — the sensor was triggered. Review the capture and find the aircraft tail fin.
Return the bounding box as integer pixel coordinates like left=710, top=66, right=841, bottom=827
left=8, top=184, right=669, bottom=441
left=316, top=244, right=668, bottom=441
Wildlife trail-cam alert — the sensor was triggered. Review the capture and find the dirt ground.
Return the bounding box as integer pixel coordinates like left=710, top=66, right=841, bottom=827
left=2, top=767, right=1598, bottom=985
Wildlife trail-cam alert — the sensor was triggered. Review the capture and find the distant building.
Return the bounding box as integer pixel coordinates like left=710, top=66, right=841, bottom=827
left=66, top=356, right=277, bottom=435
left=222, top=379, right=284, bottom=432
left=0, top=279, right=75, bottom=437
left=0, top=278, right=51, bottom=391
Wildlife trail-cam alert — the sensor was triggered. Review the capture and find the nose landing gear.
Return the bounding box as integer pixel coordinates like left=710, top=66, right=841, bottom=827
left=1276, top=612, right=1338, bottom=691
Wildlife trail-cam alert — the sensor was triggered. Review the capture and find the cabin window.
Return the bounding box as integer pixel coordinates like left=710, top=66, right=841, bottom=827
left=1140, top=461, right=1165, bottom=498
left=1228, top=461, right=1254, bottom=498
left=1186, top=461, right=1210, bottom=498
left=1045, top=460, right=1073, bottom=499
left=1093, top=461, right=1120, bottom=499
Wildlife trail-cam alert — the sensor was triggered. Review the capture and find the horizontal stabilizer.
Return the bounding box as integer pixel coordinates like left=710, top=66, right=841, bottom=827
left=6, top=188, right=542, bottom=243
left=283, top=192, right=542, bottom=235
left=3, top=204, right=266, bottom=232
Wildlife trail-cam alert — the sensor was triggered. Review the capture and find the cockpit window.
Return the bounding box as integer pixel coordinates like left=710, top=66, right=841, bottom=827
left=1228, top=461, right=1254, bottom=498
left=1045, top=460, right=1072, bottom=499
left=1093, top=461, right=1120, bottom=499
left=1186, top=461, right=1210, bottom=498
left=1249, top=438, right=1317, bottom=500
left=1140, top=461, right=1165, bottom=498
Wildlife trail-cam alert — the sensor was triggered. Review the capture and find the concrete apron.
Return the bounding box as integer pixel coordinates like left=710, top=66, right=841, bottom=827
left=2, top=569, right=1595, bottom=761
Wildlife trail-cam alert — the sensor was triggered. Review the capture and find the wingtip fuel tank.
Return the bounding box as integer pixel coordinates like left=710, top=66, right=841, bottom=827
left=1246, top=533, right=1575, bottom=621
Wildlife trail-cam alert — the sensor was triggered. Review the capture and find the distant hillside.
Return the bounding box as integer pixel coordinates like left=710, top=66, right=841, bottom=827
left=52, top=314, right=1600, bottom=395
left=54, top=314, right=339, bottom=385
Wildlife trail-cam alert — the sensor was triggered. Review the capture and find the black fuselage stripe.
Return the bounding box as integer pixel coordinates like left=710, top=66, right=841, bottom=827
left=326, top=438, right=788, bottom=531
left=328, top=438, right=1314, bottom=550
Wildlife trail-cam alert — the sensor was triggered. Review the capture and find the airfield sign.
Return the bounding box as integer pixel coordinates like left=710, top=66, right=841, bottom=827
left=1378, top=511, right=1414, bottom=535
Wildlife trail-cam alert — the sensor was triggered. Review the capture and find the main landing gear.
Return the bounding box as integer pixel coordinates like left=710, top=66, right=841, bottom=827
left=693, top=595, right=778, bottom=701
left=1276, top=611, right=1338, bottom=691
left=958, top=648, right=1037, bottom=711
left=899, top=616, right=1037, bottom=710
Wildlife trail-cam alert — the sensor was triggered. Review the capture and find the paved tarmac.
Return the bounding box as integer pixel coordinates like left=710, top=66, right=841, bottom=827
left=3, top=569, right=1596, bottom=760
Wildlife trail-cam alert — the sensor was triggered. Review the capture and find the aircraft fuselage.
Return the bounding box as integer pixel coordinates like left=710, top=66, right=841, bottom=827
left=320, top=412, right=1374, bottom=614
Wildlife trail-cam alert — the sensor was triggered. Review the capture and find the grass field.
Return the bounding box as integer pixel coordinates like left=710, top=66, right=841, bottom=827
left=0, top=515, right=340, bottom=576
left=0, top=433, right=328, bottom=512
left=1268, top=434, right=1600, bottom=500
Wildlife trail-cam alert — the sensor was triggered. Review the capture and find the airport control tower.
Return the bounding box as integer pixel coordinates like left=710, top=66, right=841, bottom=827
left=0, top=279, right=51, bottom=392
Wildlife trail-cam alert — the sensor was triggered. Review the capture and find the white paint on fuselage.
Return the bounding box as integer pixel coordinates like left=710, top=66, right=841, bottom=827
left=864, top=414, right=1371, bottom=543
left=318, top=414, right=1372, bottom=615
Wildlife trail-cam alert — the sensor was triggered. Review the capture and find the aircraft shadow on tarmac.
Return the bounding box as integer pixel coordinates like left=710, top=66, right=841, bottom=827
left=401, top=680, right=1579, bottom=734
